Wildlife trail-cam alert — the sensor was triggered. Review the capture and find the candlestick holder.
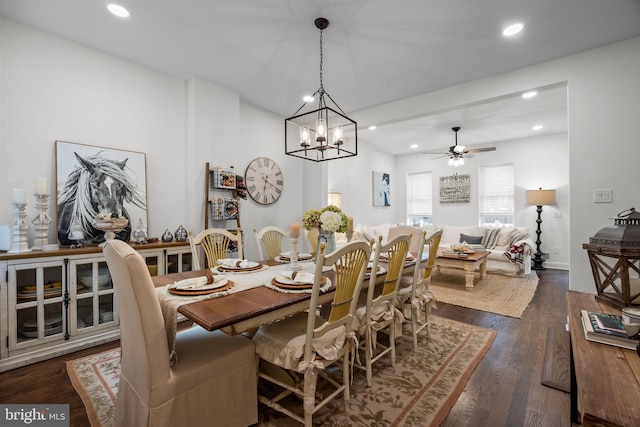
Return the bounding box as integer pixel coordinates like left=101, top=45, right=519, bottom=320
left=346, top=230, right=354, bottom=243
left=31, top=194, right=52, bottom=250
left=8, top=202, right=31, bottom=253
left=287, top=234, right=302, bottom=272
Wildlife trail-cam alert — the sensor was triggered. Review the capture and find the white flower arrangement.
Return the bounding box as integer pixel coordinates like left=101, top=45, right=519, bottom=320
left=319, top=211, right=342, bottom=232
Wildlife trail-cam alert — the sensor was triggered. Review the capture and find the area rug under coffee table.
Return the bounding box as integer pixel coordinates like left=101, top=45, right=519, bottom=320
left=67, top=315, right=495, bottom=427
left=430, top=270, right=538, bottom=318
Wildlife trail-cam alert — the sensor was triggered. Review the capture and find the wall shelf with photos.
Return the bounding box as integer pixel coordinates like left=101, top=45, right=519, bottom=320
left=204, top=162, right=246, bottom=252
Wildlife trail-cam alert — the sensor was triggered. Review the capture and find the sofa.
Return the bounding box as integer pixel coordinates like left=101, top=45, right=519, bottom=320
left=353, top=223, right=534, bottom=276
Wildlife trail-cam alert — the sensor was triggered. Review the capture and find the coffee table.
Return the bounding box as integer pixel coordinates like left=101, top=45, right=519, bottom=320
left=435, top=249, right=489, bottom=290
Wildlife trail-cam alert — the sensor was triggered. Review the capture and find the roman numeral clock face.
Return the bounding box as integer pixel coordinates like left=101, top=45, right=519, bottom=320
left=244, top=157, right=284, bottom=205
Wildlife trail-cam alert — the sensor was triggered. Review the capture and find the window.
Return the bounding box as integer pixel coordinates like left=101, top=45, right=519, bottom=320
left=479, top=163, right=514, bottom=226
left=407, top=172, right=432, bottom=226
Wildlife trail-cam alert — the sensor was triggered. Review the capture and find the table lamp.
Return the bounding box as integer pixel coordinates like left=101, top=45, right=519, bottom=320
left=526, top=187, right=557, bottom=270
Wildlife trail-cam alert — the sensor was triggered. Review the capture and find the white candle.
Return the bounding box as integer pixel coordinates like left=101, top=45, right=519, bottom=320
left=12, top=188, right=26, bottom=204
left=348, top=217, right=354, bottom=232
left=36, top=178, right=48, bottom=195
left=289, top=222, right=300, bottom=237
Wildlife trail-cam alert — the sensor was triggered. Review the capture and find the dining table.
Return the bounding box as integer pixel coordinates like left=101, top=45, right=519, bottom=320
left=152, top=253, right=425, bottom=337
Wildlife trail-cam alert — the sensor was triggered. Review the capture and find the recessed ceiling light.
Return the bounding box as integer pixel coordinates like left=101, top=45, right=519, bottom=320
left=503, top=23, right=524, bottom=37
left=532, top=125, right=543, bottom=131
left=410, top=144, right=418, bottom=149
left=522, top=91, right=538, bottom=99
left=107, top=3, right=130, bottom=19
left=368, top=125, right=377, bottom=131
left=303, top=95, right=314, bottom=102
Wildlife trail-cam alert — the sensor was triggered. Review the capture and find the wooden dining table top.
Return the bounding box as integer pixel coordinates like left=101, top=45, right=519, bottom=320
left=152, top=255, right=423, bottom=336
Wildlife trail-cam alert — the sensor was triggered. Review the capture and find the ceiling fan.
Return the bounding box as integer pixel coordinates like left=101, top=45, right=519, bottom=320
left=425, top=127, right=496, bottom=165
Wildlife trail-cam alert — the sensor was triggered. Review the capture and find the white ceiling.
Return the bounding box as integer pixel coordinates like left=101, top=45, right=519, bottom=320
left=1, top=0, right=639, bottom=155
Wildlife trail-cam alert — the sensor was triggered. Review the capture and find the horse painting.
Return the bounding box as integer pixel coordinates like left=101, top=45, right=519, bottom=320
left=57, top=151, right=146, bottom=246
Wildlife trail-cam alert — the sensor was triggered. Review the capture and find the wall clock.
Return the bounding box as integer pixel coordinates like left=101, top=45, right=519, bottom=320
left=244, top=157, right=284, bottom=205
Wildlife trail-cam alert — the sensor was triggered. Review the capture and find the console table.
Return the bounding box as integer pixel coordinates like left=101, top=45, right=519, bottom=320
left=567, top=290, right=640, bottom=426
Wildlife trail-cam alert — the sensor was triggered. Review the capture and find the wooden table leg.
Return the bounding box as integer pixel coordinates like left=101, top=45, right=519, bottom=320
left=479, top=258, right=487, bottom=278
left=464, top=263, right=475, bottom=290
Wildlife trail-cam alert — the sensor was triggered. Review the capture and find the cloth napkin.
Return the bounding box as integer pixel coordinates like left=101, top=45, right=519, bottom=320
left=217, top=258, right=252, bottom=268
left=173, top=275, right=226, bottom=290
left=278, top=271, right=315, bottom=284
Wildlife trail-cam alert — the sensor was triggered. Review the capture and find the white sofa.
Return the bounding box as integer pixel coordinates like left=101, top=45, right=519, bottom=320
left=353, top=223, right=534, bottom=276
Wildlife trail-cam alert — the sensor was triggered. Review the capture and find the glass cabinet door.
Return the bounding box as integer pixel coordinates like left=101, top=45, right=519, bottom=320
left=70, top=258, right=118, bottom=333
left=8, top=260, right=66, bottom=350
left=166, top=249, right=193, bottom=274
left=138, top=250, right=163, bottom=276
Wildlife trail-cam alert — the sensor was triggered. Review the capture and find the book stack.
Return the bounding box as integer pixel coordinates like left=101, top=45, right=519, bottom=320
left=580, top=310, right=639, bottom=350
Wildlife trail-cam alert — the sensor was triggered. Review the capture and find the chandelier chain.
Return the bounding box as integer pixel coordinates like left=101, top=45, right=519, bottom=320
left=319, top=27, right=324, bottom=92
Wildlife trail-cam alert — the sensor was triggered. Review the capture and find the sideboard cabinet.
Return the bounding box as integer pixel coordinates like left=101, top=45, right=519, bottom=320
left=0, top=241, right=191, bottom=372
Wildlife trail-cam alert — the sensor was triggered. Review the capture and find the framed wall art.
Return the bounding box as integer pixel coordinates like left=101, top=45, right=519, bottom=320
left=439, top=174, right=471, bottom=204
left=55, top=140, right=148, bottom=246
left=372, top=171, right=391, bottom=207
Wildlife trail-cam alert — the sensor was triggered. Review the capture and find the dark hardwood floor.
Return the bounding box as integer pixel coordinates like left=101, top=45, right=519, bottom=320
left=0, top=269, right=570, bottom=427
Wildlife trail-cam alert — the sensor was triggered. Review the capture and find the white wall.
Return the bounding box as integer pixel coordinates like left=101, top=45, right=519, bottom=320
left=394, top=132, right=569, bottom=269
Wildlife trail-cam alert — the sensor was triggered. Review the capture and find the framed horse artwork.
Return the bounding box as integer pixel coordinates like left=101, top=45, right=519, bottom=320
left=55, top=141, right=148, bottom=246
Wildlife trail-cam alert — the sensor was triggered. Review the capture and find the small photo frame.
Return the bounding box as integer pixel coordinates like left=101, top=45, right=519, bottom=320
left=373, top=171, right=391, bottom=207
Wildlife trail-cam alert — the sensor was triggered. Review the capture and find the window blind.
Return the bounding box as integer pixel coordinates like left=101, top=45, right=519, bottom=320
left=479, top=163, right=514, bottom=216
left=407, top=172, right=432, bottom=216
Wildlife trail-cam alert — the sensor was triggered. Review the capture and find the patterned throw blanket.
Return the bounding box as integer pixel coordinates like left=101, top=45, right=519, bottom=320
left=504, top=243, right=526, bottom=265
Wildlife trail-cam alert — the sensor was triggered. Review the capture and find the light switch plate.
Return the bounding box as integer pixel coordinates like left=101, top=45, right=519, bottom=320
left=593, top=189, right=613, bottom=203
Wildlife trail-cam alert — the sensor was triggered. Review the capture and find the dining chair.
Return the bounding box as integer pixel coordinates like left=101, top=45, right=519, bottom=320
left=387, top=225, right=426, bottom=256
left=252, top=240, right=371, bottom=427
left=189, top=228, right=243, bottom=269
left=397, top=230, right=442, bottom=351
left=303, top=227, right=320, bottom=253
left=102, top=239, right=257, bottom=427
left=353, top=233, right=411, bottom=387
left=254, top=226, right=287, bottom=260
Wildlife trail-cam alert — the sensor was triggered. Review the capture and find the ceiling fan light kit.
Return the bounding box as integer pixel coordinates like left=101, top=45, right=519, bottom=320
left=426, top=126, right=496, bottom=166
left=284, top=18, right=358, bottom=162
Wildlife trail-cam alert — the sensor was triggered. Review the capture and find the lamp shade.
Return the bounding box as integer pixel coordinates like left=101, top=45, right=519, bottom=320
left=526, top=188, right=556, bottom=206
left=328, top=192, right=342, bottom=209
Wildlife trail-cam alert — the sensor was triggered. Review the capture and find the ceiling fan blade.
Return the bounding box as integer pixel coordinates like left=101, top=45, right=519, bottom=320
left=464, top=147, right=496, bottom=154
left=430, top=154, right=448, bottom=160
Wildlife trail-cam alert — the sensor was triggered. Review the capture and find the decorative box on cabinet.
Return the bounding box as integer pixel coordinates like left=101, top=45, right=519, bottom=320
left=0, top=241, right=191, bottom=372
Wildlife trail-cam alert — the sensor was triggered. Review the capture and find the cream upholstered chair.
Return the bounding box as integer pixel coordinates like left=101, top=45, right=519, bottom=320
left=254, top=226, right=287, bottom=260
left=189, top=228, right=243, bottom=269
left=397, top=230, right=442, bottom=351
left=252, top=241, right=371, bottom=427
left=303, top=227, right=320, bottom=253
left=102, top=239, right=257, bottom=427
left=387, top=225, right=425, bottom=256
left=353, top=234, right=411, bottom=387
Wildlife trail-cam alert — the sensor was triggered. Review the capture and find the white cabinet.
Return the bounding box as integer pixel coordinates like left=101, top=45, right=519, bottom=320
left=0, top=241, right=191, bottom=372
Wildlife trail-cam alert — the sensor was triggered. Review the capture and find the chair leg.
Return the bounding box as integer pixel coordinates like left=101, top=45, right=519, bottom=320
left=343, top=347, right=350, bottom=406
left=365, top=331, right=373, bottom=387
left=390, top=320, right=396, bottom=366
left=412, top=306, right=418, bottom=352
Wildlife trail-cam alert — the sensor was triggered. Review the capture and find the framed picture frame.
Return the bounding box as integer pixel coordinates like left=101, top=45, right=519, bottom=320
left=372, top=171, right=391, bottom=207
left=439, top=174, right=471, bottom=204
left=55, top=140, right=148, bottom=246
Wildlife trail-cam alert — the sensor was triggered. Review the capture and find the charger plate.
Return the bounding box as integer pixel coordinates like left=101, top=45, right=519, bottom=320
left=271, top=276, right=326, bottom=290
left=168, top=280, right=234, bottom=296
left=277, top=253, right=313, bottom=261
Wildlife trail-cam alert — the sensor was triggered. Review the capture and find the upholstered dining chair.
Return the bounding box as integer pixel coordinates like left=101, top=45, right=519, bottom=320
left=254, top=226, right=287, bottom=260
left=189, top=228, right=243, bottom=269
left=387, top=225, right=426, bottom=256
left=353, top=234, right=411, bottom=387
left=397, top=230, right=442, bottom=351
left=303, top=227, right=320, bottom=254
left=252, top=241, right=371, bottom=427
left=102, top=239, right=257, bottom=427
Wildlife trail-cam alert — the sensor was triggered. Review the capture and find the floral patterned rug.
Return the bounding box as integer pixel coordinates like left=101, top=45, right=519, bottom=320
left=67, top=316, right=495, bottom=427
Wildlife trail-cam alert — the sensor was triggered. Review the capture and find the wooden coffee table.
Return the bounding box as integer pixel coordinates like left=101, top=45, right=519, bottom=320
left=435, top=249, right=489, bottom=290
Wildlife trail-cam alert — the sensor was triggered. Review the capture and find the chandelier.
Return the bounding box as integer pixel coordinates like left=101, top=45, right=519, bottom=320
left=284, top=18, right=358, bottom=162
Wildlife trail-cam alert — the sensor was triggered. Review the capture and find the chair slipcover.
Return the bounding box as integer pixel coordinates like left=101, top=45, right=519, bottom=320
left=252, top=241, right=371, bottom=427
left=353, top=234, right=411, bottom=386
left=254, top=226, right=287, bottom=260
left=103, top=240, right=257, bottom=427
left=397, top=230, right=442, bottom=351
left=189, top=228, right=243, bottom=270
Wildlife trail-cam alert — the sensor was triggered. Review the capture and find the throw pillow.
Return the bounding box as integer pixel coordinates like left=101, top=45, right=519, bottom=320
left=482, top=228, right=501, bottom=249
left=494, top=228, right=515, bottom=250
left=459, top=233, right=483, bottom=245
left=509, top=230, right=530, bottom=246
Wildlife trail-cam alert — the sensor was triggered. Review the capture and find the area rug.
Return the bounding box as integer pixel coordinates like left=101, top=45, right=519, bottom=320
left=430, top=270, right=538, bottom=318
left=67, top=316, right=495, bottom=427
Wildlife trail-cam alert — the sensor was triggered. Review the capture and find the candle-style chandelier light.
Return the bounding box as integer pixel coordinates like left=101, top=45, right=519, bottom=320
left=284, top=18, right=357, bottom=162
